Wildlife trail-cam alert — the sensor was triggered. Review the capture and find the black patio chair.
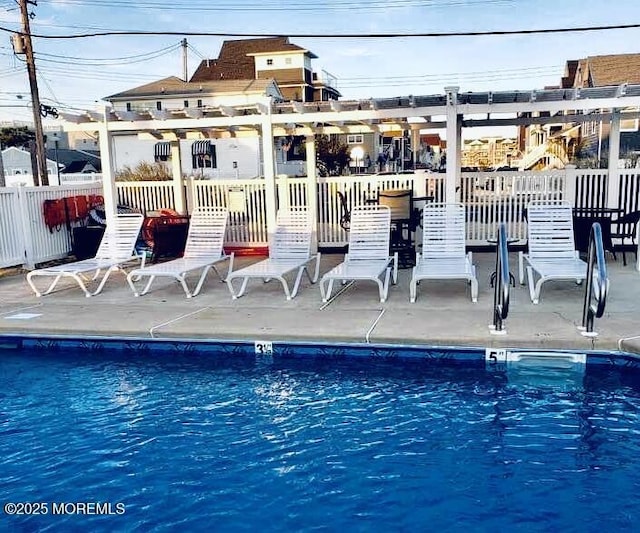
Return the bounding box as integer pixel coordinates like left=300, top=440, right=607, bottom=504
left=612, top=210, right=640, bottom=266
left=337, top=190, right=351, bottom=231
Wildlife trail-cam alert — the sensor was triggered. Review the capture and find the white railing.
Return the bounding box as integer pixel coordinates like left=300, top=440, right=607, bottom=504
left=59, top=173, right=102, bottom=184
left=190, top=180, right=269, bottom=246
left=116, top=181, right=176, bottom=214
left=459, top=171, right=565, bottom=242
left=0, top=189, right=24, bottom=268
left=3, top=169, right=640, bottom=269
left=0, top=183, right=103, bottom=269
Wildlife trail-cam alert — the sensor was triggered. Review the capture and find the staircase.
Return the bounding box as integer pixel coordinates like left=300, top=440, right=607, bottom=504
left=519, top=140, right=568, bottom=171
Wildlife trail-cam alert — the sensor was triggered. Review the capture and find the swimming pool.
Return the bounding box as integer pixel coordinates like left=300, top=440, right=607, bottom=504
left=2, top=336, right=640, bottom=530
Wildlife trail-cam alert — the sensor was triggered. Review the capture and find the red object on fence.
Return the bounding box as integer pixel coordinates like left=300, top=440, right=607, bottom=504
left=42, top=199, right=66, bottom=232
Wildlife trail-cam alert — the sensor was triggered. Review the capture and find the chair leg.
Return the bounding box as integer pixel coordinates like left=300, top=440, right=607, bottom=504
left=526, top=265, right=540, bottom=304
left=518, top=252, right=525, bottom=285
left=409, top=275, right=418, bottom=303
left=192, top=266, right=214, bottom=297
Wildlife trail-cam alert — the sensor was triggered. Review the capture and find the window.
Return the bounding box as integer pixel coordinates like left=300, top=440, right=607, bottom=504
left=183, top=100, right=189, bottom=108
left=156, top=101, right=162, bottom=111
left=621, top=117, right=639, bottom=132
left=197, top=99, right=203, bottom=108
left=285, top=57, right=292, bottom=65
left=126, top=103, right=132, bottom=112
left=266, top=58, right=273, bottom=66
left=154, top=142, right=171, bottom=162
left=347, top=134, right=364, bottom=144
left=191, top=141, right=217, bottom=169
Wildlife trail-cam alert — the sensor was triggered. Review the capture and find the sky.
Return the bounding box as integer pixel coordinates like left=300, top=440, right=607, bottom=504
left=1, top=0, right=640, bottom=139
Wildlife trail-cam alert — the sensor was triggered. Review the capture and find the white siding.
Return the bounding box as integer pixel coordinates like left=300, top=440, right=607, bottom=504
left=112, top=136, right=262, bottom=179
left=254, top=53, right=306, bottom=72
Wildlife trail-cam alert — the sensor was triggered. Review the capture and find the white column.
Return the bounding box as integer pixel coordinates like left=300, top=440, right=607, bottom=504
left=305, top=136, right=318, bottom=253
left=170, top=140, right=186, bottom=214
left=410, top=125, right=421, bottom=170
left=606, top=109, right=621, bottom=208
left=444, top=86, right=460, bottom=203
left=98, top=106, right=117, bottom=226
left=261, top=114, right=278, bottom=240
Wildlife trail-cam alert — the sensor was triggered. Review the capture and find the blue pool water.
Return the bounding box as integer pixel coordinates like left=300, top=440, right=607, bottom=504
left=2, top=347, right=640, bottom=531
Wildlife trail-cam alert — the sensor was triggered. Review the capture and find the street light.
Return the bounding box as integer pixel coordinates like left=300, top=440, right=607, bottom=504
left=350, top=146, right=364, bottom=175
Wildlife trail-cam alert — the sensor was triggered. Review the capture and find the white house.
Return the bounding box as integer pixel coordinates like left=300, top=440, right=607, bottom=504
left=1, top=146, right=59, bottom=186
left=103, top=77, right=298, bottom=179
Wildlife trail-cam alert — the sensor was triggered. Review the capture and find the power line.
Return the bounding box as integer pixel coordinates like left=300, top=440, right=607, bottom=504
left=34, top=42, right=181, bottom=63
left=2, top=22, right=639, bottom=39
left=39, top=0, right=515, bottom=12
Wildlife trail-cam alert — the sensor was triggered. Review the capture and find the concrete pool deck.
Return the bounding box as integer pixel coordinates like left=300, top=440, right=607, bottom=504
left=1, top=252, right=639, bottom=354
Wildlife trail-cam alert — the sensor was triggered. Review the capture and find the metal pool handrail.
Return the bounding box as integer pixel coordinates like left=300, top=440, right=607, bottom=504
left=490, top=222, right=510, bottom=335
left=580, top=222, right=609, bottom=337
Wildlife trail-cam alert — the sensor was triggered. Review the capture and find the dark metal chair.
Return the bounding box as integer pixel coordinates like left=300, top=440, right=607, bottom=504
left=336, top=191, right=351, bottom=231
left=612, top=210, right=640, bottom=266
left=378, top=189, right=416, bottom=268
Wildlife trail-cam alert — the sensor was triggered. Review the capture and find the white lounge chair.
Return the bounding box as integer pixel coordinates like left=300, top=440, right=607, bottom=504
left=126, top=207, right=233, bottom=298
left=410, top=203, right=478, bottom=303
left=519, top=201, right=587, bottom=304
left=226, top=208, right=320, bottom=300
left=26, top=213, right=145, bottom=298
left=320, top=205, right=398, bottom=303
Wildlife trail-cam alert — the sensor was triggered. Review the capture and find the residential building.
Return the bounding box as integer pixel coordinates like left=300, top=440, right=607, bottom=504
left=1, top=146, right=59, bottom=185
left=565, top=54, right=640, bottom=164
left=190, top=37, right=340, bottom=102
left=461, top=137, right=518, bottom=170
left=101, top=37, right=343, bottom=178
left=519, top=53, right=640, bottom=170
left=104, top=77, right=283, bottom=179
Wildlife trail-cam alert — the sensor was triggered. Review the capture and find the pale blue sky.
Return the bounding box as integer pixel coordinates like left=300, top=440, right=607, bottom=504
left=1, top=0, right=640, bottom=137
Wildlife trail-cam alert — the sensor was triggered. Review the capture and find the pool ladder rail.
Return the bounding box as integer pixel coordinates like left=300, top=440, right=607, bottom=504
left=579, top=222, right=609, bottom=337
left=489, top=222, right=510, bottom=335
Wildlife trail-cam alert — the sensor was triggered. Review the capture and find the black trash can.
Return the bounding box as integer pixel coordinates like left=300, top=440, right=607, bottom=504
left=72, top=226, right=105, bottom=260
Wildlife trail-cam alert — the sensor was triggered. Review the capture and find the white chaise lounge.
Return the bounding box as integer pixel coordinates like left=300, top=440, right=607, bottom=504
left=320, top=205, right=398, bottom=303
left=410, top=202, right=478, bottom=303
left=226, top=207, right=320, bottom=300
left=26, top=213, right=144, bottom=297
left=126, top=206, right=233, bottom=298
left=519, top=201, right=587, bottom=304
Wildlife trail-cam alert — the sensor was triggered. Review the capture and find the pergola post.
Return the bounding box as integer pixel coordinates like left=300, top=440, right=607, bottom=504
left=410, top=124, right=421, bottom=170
left=606, top=109, right=621, bottom=208
left=445, top=86, right=460, bottom=203
left=98, top=106, right=117, bottom=226
left=304, top=135, right=318, bottom=253
left=170, top=140, right=186, bottom=214
left=261, top=113, right=278, bottom=240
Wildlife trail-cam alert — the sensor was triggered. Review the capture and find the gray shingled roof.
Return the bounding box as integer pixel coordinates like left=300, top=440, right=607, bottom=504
left=564, top=53, right=640, bottom=88
left=105, top=76, right=277, bottom=100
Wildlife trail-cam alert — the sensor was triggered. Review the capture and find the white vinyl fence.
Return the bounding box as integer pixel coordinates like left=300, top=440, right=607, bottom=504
left=0, top=183, right=102, bottom=269
left=3, top=169, right=640, bottom=270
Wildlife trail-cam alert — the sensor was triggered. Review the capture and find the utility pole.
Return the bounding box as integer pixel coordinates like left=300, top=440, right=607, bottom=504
left=18, top=0, right=48, bottom=186
left=181, top=38, right=188, bottom=81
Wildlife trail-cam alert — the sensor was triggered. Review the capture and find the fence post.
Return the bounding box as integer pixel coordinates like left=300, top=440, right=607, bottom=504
left=564, top=165, right=577, bottom=206
left=170, top=140, right=186, bottom=214
left=17, top=186, right=36, bottom=269
left=606, top=110, right=621, bottom=209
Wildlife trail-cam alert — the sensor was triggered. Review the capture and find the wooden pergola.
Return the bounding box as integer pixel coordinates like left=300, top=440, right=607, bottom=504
left=62, top=84, right=640, bottom=249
